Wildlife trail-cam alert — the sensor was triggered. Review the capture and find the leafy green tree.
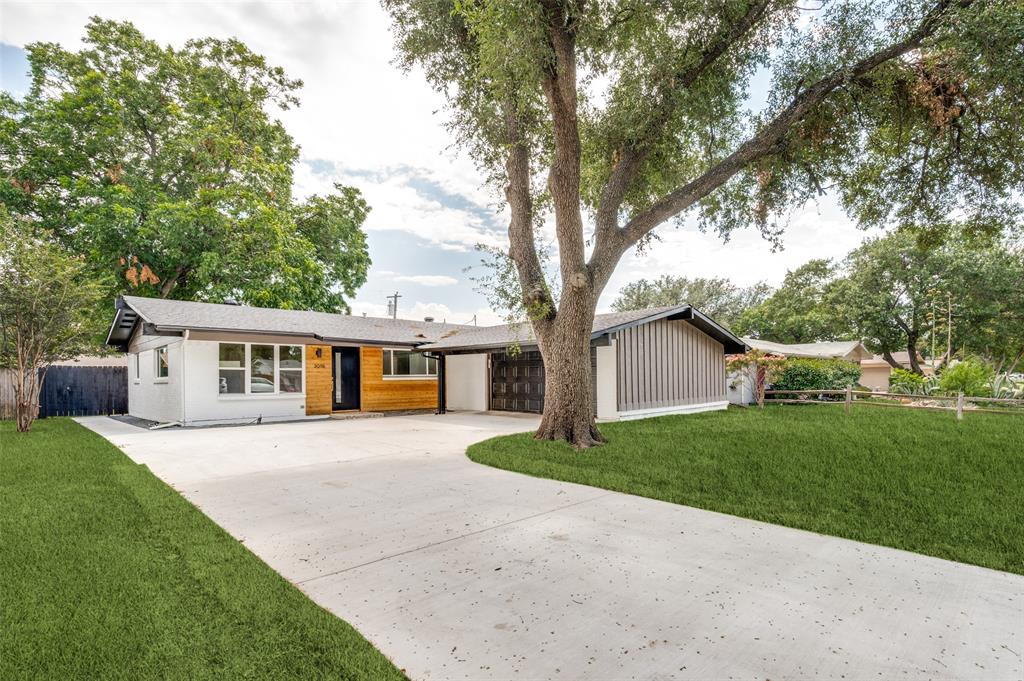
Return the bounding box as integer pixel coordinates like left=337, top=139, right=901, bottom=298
left=0, top=209, right=106, bottom=432
left=835, top=229, right=1020, bottom=374
left=612, top=275, right=770, bottom=328
left=734, top=260, right=844, bottom=343
left=949, top=240, right=1024, bottom=374
left=385, top=0, right=1023, bottom=446
left=0, top=18, right=370, bottom=315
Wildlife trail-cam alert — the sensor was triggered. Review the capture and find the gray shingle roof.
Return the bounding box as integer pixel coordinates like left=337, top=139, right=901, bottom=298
left=108, top=296, right=745, bottom=354
left=420, top=305, right=690, bottom=351
left=115, top=295, right=472, bottom=346
left=742, top=338, right=871, bottom=360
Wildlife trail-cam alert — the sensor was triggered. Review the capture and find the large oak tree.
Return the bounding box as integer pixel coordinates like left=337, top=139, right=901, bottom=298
left=1, top=18, right=371, bottom=316
left=385, top=0, right=1020, bottom=446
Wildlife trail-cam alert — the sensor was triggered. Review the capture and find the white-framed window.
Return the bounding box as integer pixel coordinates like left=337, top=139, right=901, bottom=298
left=133, top=353, right=140, bottom=382
left=382, top=349, right=437, bottom=378
left=279, top=345, right=303, bottom=393
left=217, top=342, right=304, bottom=396
left=154, top=347, right=169, bottom=381
left=218, top=343, right=245, bottom=394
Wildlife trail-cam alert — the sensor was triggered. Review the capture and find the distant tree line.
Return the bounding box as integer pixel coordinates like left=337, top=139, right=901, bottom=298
left=613, top=226, right=1024, bottom=375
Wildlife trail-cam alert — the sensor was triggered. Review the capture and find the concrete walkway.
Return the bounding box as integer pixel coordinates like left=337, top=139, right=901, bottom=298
left=78, top=413, right=1022, bottom=680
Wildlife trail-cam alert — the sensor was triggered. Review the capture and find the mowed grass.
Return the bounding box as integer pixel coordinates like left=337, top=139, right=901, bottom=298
left=468, top=405, right=1024, bottom=575
left=0, top=418, right=405, bottom=681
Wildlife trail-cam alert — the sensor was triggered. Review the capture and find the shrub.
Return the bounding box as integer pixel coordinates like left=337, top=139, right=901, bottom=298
left=938, top=360, right=994, bottom=397
left=890, top=367, right=927, bottom=394
left=771, top=358, right=863, bottom=392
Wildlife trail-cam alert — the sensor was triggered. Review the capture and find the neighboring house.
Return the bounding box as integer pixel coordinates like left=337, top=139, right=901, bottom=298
left=728, top=338, right=873, bottom=404
left=860, top=351, right=938, bottom=391
left=105, top=296, right=744, bottom=426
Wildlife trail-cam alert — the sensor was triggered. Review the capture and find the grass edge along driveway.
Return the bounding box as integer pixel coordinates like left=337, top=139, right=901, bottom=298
left=1, top=418, right=406, bottom=680
left=468, top=405, right=1024, bottom=575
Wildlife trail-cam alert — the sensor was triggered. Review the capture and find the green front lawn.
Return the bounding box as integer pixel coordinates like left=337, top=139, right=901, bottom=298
left=1, top=418, right=405, bottom=680
left=468, top=405, right=1024, bottom=575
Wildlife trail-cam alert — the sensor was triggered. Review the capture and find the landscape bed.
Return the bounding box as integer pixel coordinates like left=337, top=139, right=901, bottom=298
left=0, top=418, right=405, bottom=680
left=468, top=405, right=1024, bottom=575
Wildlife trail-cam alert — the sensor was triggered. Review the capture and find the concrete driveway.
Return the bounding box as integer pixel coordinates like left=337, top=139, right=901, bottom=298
left=79, top=412, right=1021, bottom=680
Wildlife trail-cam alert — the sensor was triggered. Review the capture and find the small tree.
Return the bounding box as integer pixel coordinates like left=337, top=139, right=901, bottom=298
left=0, top=210, right=105, bottom=432
left=726, top=349, right=786, bottom=408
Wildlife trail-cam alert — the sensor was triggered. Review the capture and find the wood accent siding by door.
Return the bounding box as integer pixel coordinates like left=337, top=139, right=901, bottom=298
left=615, top=319, right=726, bottom=412
left=305, top=345, right=332, bottom=415
left=359, top=347, right=437, bottom=411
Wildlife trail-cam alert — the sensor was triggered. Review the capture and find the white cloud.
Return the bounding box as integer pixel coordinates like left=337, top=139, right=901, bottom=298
left=293, top=161, right=504, bottom=252
left=393, top=275, right=458, bottom=287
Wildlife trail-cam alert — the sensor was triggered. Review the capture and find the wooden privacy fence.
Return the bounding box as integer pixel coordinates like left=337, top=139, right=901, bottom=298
left=0, top=366, right=128, bottom=419
left=764, top=386, right=1024, bottom=420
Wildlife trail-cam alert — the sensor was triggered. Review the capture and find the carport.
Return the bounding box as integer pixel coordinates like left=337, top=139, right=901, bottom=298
left=422, top=304, right=746, bottom=421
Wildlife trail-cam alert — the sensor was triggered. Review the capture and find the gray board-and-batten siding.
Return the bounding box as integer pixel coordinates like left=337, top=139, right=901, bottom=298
left=615, top=317, right=726, bottom=413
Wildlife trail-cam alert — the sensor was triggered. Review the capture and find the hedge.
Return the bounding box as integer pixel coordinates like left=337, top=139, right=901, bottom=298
left=770, top=358, right=862, bottom=392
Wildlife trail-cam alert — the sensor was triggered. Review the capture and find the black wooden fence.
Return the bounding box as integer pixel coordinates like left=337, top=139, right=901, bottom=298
left=37, top=366, right=128, bottom=418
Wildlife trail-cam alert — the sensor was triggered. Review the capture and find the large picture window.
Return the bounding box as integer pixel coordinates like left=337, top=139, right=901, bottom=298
left=217, top=343, right=304, bottom=396
left=382, top=349, right=437, bottom=378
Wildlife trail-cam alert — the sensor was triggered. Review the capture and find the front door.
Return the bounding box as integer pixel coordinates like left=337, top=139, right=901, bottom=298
left=332, top=347, right=361, bottom=411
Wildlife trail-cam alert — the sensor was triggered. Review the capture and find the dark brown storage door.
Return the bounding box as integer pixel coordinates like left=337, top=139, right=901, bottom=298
left=490, top=350, right=545, bottom=413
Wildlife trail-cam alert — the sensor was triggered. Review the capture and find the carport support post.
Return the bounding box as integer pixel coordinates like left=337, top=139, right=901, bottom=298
left=845, top=385, right=852, bottom=414
left=436, top=353, right=447, bottom=414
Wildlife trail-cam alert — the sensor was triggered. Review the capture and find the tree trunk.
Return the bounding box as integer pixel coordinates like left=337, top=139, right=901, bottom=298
left=906, top=334, right=923, bottom=374
left=14, top=366, right=41, bottom=433
left=533, top=297, right=605, bottom=448
left=881, top=350, right=903, bottom=371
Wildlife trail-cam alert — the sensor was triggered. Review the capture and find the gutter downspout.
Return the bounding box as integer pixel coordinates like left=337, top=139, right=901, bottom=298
left=180, top=329, right=189, bottom=426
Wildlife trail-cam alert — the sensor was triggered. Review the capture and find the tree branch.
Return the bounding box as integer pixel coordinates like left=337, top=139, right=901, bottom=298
left=502, top=102, right=551, bottom=318
left=594, top=0, right=778, bottom=237
left=614, top=0, right=962, bottom=254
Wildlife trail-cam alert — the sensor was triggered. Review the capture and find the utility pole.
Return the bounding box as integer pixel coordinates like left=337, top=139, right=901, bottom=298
left=386, top=291, right=402, bottom=319
left=930, top=299, right=936, bottom=364
left=946, top=291, right=952, bottom=364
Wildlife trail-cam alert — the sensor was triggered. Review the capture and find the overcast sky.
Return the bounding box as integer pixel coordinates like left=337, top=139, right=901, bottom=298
left=1, top=0, right=885, bottom=325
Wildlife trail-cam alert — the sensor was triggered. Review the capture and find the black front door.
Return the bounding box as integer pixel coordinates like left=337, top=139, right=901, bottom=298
left=332, top=347, right=360, bottom=410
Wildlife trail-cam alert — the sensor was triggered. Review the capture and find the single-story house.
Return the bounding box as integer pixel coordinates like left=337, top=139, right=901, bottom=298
left=860, top=351, right=938, bottom=390
left=728, top=338, right=873, bottom=404
left=105, top=296, right=745, bottom=426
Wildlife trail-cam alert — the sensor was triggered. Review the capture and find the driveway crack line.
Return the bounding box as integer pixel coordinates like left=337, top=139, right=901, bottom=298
left=296, top=491, right=614, bottom=585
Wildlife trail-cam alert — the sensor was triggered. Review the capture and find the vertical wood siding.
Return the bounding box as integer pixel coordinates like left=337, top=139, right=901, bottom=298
left=615, top=319, right=726, bottom=412
left=305, top=345, right=332, bottom=415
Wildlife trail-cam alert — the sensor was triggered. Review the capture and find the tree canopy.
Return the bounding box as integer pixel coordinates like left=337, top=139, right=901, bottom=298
left=732, top=228, right=1024, bottom=373
left=734, top=259, right=845, bottom=343
left=835, top=229, right=1024, bottom=372
left=385, top=0, right=1024, bottom=445
left=612, top=274, right=770, bottom=328
left=0, top=18, right=371, bottom=314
